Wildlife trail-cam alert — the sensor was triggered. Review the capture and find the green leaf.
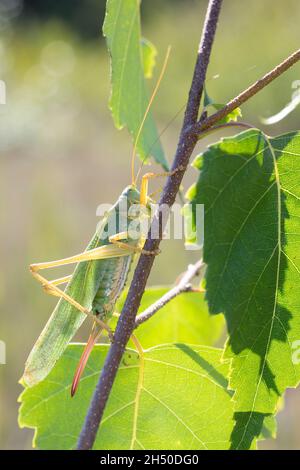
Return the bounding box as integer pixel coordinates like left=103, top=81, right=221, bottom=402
left=259, top=414, right=277, bottom=441
left=116, top=287, right=225, bottom=348
left=213, top=105, right=242, bottom=124
left=103, top=0, right=168, bottom=169
left=188, top=129, right=300, bottom=415
left=181, top=201, right=204, bottom=249
left=203, top=87, right=242, bottom=124
left=141, top=38, right=157, bottom=79
left=19, top=343, right=267, bottom=450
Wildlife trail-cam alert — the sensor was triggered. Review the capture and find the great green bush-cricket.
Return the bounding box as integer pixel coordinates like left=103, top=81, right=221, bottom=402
left=22, top=49, right=173, bottom=395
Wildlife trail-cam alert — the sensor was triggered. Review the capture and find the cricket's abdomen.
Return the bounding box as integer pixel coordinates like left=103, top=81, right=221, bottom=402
left=89, top=184, right=143, bottom=321
left=92, top=254, right=133, bottom=320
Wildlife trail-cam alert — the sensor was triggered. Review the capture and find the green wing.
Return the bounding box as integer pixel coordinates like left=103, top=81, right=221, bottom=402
left=22, top=233, right=105, bottom=387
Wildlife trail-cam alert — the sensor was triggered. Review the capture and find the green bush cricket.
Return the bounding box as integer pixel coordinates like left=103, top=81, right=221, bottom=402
left=22, top=48, right=173, bottom=395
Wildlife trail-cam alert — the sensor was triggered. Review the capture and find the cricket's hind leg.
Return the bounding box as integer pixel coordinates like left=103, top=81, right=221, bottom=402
left=49, top=274, right=72, bottom=286
left=31, top=267, right=113, bottom=338
left=122, top=335, right=144, bottom=366
left=29, top=243, right=133, bottom=338
left=70, top=320, right=103, bottom=397
left=71, top=319, right=144, bottom=396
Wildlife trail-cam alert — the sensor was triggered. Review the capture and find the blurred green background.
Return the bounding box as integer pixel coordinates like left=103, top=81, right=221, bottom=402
left=0, top=0, right=300, bottom=450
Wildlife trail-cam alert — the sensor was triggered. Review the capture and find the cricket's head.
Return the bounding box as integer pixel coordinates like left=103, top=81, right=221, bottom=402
left=121, top=184, right=152, bottom=215
left=122, top=185, right=141, bottom=206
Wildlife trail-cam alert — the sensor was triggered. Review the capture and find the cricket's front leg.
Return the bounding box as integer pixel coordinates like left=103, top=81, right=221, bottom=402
left=71, top=320, right=104, bottom=397
left=109, top=232, right=160, bottom=256
left=139, top=166, right=184, bottom=206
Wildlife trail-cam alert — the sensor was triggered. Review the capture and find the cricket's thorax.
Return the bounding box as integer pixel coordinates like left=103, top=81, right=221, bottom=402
left=90, top=185, right=145, bottom=320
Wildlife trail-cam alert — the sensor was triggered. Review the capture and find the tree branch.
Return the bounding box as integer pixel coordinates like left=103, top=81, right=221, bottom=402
left=76, top=0, right=223, bottom=450
left=195, top=48, right=300, bottom=133
left=134, top=259, right=205, bottom=328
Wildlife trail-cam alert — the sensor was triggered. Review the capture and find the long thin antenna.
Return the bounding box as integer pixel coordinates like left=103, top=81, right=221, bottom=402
left=134, top=68, right=254, bottom=183
left=131, top=46, right=171, bottom=185
left=135, top=102, right=186, bottom=184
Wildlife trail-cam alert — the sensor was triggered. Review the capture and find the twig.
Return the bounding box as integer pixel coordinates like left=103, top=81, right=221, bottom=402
left=194, top=48, right=300, bottom=133
left=198, top=121, right=254, bottom=139
left=76, top=0, right=223, bottom=450
left=135, top=259, right=205, bottom=327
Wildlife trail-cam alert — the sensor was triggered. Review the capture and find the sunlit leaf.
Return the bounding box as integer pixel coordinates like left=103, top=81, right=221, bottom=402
left=187, top=129, right=300, bottom=415
left=117, top=286, right=225, bottom=348
left=141, top=38, right=157, bottom=78
left=203, top=87, right=242, bottom=124
left=18, top=343, right=269, bottom=450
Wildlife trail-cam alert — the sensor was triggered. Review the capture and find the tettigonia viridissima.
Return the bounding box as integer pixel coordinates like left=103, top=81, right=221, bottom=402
left=22, top=48, right=177, bottom=396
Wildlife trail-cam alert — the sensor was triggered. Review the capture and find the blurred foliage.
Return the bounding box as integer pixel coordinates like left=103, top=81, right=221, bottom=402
left=22, top=0, right=107, bottom=41
left=1, top=0, right=300, bottom=451
left=22, top=0, right=196, bottom=40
